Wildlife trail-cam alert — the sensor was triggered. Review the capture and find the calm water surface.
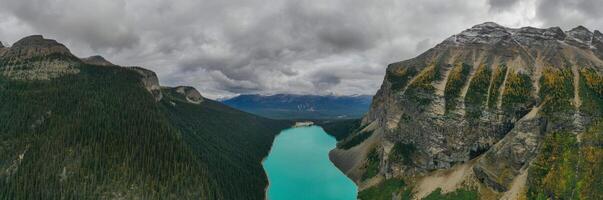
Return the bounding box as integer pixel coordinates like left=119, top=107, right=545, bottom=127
left=263, top=126, right=357, bottom=200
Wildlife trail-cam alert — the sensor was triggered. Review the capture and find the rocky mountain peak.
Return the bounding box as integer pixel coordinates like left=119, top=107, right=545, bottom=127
left=592, top=30, right=603, bottom=47
left=0, top=35, right=79, bottom=80
left=515, top=26, right=566, bottom=40
left=472, top=21, right=504, bottom=29
left=595, top=30, right=603, bottom=40
left=82, top=55, right=115, bottom=66
left=4, top=35, right=73, bottom=60
left=12, top=35, right=70, bottom=51
left=174, top=86, right=204, bottom=104
left=442, top=23, right=603, bottom=49
left=0, top=41, right=4, bottom=48
left=566, top=25, right=594, bottom=43
left=445, top=22, right=511, bottom=45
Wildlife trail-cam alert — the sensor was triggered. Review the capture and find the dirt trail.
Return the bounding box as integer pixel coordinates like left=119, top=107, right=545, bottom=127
left=413, top=162, right=474, bottom=199
left=500, top=169, right=528, bottom=200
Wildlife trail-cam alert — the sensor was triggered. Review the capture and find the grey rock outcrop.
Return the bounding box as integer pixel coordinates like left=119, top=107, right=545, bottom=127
left=0, top=41, right=6, bottom=55
left=175, top=86, right=204, bottom=104
left=6, top=35, right=73, bottom=59
left=128, top=67, right=163, bottom=101
left=82, top=55, right=115, bottom=66
left=473, top=109, right=546, bottom=191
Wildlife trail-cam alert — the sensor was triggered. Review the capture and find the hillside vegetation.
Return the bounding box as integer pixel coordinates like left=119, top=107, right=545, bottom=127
left=0, top=36, right=289, bottom=199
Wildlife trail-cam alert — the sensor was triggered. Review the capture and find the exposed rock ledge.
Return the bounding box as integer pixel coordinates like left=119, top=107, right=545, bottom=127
left=127, top=67, right=163, bottom=101
left=174, top=86, right=204, bottom=104
left=82, top=55, right=115, bottom=66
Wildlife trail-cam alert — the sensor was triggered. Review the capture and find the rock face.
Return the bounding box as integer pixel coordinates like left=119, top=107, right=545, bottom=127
left=0, top=35, right=79, bottom=80
left=127, top=67, right=163, bottom=101
left=82, top=55, right=115, bottom=66
left=333, top=22, right=603, bottom=195
left=0, top=41, right=6, bottom=55
left=175, top=86, right=204, bottom=104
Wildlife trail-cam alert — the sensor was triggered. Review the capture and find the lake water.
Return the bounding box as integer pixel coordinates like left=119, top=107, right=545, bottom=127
left=263, top=126, right=357, bottom=200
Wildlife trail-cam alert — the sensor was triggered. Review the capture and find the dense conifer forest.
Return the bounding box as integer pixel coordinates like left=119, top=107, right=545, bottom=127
left=0, top=54, right=289, bottom=199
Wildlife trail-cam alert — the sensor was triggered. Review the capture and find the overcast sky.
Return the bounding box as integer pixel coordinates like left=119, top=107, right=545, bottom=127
left=1, top=0, right=602, bottom=99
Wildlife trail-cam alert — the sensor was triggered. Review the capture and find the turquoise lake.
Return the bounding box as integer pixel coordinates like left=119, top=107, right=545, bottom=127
left=263, top=126, right=357, bottom=200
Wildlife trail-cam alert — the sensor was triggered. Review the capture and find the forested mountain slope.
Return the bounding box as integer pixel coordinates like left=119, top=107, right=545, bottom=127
left=331, top=22, right=603, bottom=199
left=0, top=35, right=289, bottom=199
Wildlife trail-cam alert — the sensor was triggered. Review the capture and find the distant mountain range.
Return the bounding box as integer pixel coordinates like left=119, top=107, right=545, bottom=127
left=222, top=94, right=372, bottom=119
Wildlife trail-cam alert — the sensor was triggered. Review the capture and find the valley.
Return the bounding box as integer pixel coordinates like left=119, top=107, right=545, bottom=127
left=0, top=22, right=601, bottom=200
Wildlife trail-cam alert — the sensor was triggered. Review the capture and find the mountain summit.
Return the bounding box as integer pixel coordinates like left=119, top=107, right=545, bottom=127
left=331, top=23, right=603, bottom=199
left=0, top=35, right=79, bottom=80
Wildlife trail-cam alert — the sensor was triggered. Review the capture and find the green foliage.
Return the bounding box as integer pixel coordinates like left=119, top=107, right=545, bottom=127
left=527, top=121, right=603, bottom=200
left=358, top=178, right=411, bottom=200
left=406, top=65, right=439, bottom=108
left=0, top=64, right=210, bottom=199
left=319, top=119, right=361, bottom=141
left=387, top=67, right=418, bottom=91
left=0, top=53, right=80, bottom=66
left=160, top=89, right=290, bottom=200
left=581, top=68, right=603, bottom=96
left=465, top=64, right=492, bottom=119
left=0, top=62, right=288, bottom=199
left=338, top=129, right=374, bottom=150
left=579, top=68, right=603, bottom=117
left=388, top=142, right=417, bottom=165
left=539, top=68, right=574, bottom=114
left=487, top=65, right=507, bottom=108
left=575, top=121, right=603, bottom=199
left=421, top=188, right=478, bottom=200
left=444, top=63, right=472, bottom=112
left=409, top=65, right=438, bottom=92
left=501, top=69, right=533, bottom=113
left=362, top=148, right=381, bottom=180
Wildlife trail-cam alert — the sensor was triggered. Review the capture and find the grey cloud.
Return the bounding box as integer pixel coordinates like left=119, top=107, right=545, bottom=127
left=488, top=0, right=520, bottom=10
left=535, top=0, right=603, bottom=30
left=1, top=0, right=600, bottom=99
left=0, top=0, right=139, bottom=51
left=312, top=74, right=341, bottom=90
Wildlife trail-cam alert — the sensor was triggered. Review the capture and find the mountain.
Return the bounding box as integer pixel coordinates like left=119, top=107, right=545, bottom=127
left=330, top=22, right=603, bottom=199
left=222, top=94, right=372, bottom=119
left=0, top=35, right=290, bottom=199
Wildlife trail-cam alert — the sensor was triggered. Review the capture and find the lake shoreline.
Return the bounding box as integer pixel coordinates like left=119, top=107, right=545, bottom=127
left=262, top=125, right=357, bottom=200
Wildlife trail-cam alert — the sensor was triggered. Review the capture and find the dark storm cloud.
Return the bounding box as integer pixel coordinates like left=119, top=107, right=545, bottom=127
left=0, top=0, right=600, bottom=98
left=0, top=0, right=139, bottom=50
left=534, top=0, right=603, bottom=30
left=488, top=0, right=520, bottom=10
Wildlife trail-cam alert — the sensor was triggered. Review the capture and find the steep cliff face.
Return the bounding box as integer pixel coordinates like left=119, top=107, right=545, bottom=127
left=128, top=66, right=163, bottom=101
left=333, top=22, right=603, bottom=199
